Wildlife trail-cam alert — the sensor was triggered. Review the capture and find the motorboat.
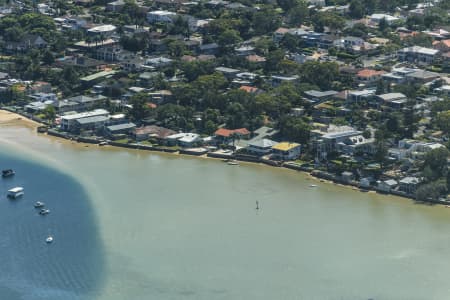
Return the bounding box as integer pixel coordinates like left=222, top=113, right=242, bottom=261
left=46, top=236, right=53, bottom=243
left=34, top=201, right=45, bottom=208
left=309, top=184, right=318, bottom=187
left=7, top=187, right=24, bottom=198
left=39, top=209, right=50, bottom=215
left=2, top=169, right=15, bottom=177
left=227, top=160, right=239, bottom=166
left=98, top=141, right=108, bottom=146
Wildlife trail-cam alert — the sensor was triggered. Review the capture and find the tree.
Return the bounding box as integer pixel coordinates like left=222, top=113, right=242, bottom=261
left=42, top=50, right=54, bottom=65
left=42, top=105, right=56, bottom=123
left=128, top=93, right=149, bottom=122
left=349, top=0, right=365, bottom=19
left=301, top=61, right=339, bottom=90
left=416, top=180, right=448, bottom=202
left=422, top=147, right=449, bottom=182
left=287, top=1, right=309, bottom=26
left=362, top=129, right=372, bottom=139
left=278, top=116, right=311, bottom=144
left=374, top=127, right=390, bottom=168
left=436, top=110, right=450, bottom=134
left=253, top=8, right=282, bottom=35
left=265, top=49, right=285, bottom=72
left=217, top=29, right=242, bottom=49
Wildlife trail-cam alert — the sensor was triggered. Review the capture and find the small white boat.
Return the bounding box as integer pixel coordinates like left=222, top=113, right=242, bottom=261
left=98, top=141, right=108, bottom=146
left=227, top=160, right=239, bottom=166
left=39, top=209, right=50, bottom=215
left=34, top=201, right=45, bottom=208
left=46, top=236, right=53, bottom=243
left=309, top=184, right=318, bottom=187
left=7, top=187, right=24, bottom=198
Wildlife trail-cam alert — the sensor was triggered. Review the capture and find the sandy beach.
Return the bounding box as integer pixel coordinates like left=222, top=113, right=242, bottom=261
left=0, top=110, right=40, bottom=129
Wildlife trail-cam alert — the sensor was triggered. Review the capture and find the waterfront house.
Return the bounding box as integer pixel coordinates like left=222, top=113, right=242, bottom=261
left=314, top=129, right=362, bottom=159
left=399, top=177, right=420, bottom=195
left=214, top=128, right=251, bottom=144
left=133, top=125, right=176, bottom=141
left=60, top=109, right=109, bottom=132
left=341, top=171, right=354, bottom=183
left=166, top=133, right=202, bottom=147
left=359, top=177, right=372, bottom=189
left=246, top=139, right=278, bottom=156
left=105, top=122, right=136, bottom=138
left=75, top=115, right=109, bottom=133
left=337, top=135, right=376, bottom=156
left=271, top=142, right=301, bottom=160
left=377, top=179, right=398, bottom=193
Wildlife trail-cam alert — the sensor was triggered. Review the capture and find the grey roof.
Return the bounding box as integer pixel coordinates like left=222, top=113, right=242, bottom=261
left=399, top=176, right=420, bottom=184
left=76, top=115, right=109, bottom=125
left=384, top=179, right=398, bottom=186
left=378, top=93, right=407, bottom=101
left=399, top=46, right=439, bottom=56
left=68, top=95, right=96, bottom=104
left=215, top=66, right=240, bottom=73
left=406, top=70, right=440, bottom=79
left=107, top=122, right=136, bottom=131
left=322, top=130, right=361, bottom=139
left=304, top=90, right=338, bottom=98
left=248, top=138, right=277, bottom=148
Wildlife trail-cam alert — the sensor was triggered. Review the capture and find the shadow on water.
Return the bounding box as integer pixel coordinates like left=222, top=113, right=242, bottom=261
left=0, top=151, right=105, bottom=300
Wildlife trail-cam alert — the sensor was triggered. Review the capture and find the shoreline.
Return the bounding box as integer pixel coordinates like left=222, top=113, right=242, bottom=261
left=0, top=109, right=443, bottom=206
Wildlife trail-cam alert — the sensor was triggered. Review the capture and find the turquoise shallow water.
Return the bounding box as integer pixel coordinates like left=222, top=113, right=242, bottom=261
left=1, top=126, right=450, bottom=300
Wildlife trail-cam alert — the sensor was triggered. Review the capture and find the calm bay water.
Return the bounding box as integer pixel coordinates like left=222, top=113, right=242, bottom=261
left=1, top=126, right=450, bottom=300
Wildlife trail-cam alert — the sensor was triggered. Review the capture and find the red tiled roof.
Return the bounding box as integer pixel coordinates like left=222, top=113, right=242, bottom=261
left=239, top=85, right=259, bottom=93
left=434, top=39, right=450, bottom=48
left=246, top=54, right=266, bottom=62
left=215, top=128, right=250, bottom=137
left=275, top=27, right=290, bottom=34
left=357, top=69, right=385, bottom=78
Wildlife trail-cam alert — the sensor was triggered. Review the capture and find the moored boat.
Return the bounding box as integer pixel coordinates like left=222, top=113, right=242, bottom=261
left=46, top=236, right=53, bottom=243
left=2, top=169, right=15, bottom=177
left=34, top=201, right=45, bottom=208
left=39, top=209, right=50, bottom=215
left=7, top=187, right=24, bottom=198
left=227, top=160, right=239, bottom=165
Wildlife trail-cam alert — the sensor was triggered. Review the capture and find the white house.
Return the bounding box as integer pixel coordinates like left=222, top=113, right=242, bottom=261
left=271, top=142, right=301, bottom=160
left=246, top=139, right=278, bottom=156
left=377, top=179, right=398, bottom=193
left=166, top=133, right=202, bottom=147
left=147, top=10, right=177, bottom=24
left=369, top=14, right=400, bottom=26
left=60, top=109, right=109, bottom=131
left=397, top=46, right=440, bottom=65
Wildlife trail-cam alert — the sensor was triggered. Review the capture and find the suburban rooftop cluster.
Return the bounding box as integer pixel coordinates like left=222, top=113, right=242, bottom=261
left=0, top=0, right=449, bottom=202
